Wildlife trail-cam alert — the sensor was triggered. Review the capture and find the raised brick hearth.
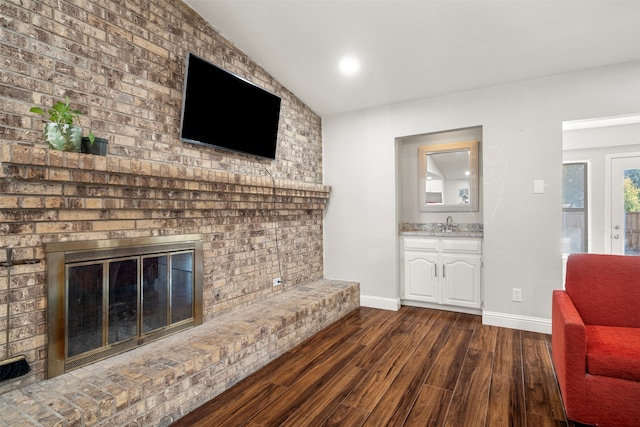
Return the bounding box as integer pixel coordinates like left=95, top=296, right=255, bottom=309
left=0, top=279, right=359, bottom=426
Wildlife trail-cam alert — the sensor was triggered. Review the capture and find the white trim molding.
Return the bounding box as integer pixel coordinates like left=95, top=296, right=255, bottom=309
left=483, top=311, right=551, bottom=334
left=360, top=295, right=401, bottom=311
left=401, top=300, right=481, bottom=316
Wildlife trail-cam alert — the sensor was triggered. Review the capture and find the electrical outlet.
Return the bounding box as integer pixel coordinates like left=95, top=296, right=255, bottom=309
left=512, top=288, right=522, bottom=302
left=273, top=277, right=282, bottom=286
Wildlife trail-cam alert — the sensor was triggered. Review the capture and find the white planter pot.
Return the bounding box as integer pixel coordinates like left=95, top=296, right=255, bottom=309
left=44, top=123, right=82, bottom=152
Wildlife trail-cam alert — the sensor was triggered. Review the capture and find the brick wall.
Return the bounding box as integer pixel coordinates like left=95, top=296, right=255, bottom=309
left=0, top=0, right=328, bottom=393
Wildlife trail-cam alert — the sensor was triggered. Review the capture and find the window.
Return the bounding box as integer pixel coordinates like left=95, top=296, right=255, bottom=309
left=563, top=162, right=588, bottom=254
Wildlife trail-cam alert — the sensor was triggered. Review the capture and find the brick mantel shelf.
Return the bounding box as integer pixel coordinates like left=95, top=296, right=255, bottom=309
left=1, top=144, right=332, bottom=199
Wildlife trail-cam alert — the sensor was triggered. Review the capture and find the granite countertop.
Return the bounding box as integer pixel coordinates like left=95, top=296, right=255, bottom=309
left=399, top=222, right=483, bottom=238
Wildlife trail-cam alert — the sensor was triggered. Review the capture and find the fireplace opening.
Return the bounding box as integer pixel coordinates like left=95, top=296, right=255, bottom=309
left=46, top=235, right=203, bottom=378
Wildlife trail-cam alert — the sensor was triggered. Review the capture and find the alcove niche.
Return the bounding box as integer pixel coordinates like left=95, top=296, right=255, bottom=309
left=397, top=126, right=484, bottom=225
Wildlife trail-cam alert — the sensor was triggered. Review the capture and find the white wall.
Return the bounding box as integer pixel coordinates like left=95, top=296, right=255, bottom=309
left=322, top=61, right=640, bottom=332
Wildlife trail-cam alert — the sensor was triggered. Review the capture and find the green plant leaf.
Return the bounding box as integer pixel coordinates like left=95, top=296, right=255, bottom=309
left=31, top=96, right=83, bottom=126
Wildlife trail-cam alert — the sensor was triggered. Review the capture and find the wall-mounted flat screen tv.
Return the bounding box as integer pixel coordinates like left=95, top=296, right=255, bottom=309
left=180, top=53, right=281, bottom=160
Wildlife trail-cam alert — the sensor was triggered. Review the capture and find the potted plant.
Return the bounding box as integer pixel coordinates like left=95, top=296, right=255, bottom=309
left=30, top=97, right=93, bottom=152
left=81, top=134, right=108, bottom=156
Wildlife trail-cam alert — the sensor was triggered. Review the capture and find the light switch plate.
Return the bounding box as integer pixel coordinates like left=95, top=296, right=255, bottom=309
left=533, top=179, right=544, bottom=194
left=512, top=288, right=522, bottom=302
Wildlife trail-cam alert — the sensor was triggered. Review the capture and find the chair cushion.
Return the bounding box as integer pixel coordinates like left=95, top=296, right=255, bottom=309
left=565, top=254, right=640, bottom=328
left=586, top=325, right=640, bottom=382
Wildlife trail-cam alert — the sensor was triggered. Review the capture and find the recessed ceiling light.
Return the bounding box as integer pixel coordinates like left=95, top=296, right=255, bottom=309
left=339, top=55, right=360, bottom=76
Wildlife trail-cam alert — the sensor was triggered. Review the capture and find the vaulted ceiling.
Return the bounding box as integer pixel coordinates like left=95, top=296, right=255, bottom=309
left=184, top=1, right=640, bottom=117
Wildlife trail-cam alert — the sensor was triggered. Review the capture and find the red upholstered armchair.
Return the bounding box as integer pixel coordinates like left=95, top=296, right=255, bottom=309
left=552, top=253, right=640, bottom=427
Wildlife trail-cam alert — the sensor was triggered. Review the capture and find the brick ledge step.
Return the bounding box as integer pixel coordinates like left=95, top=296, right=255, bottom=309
left=0, top=279, right=360, bottom=426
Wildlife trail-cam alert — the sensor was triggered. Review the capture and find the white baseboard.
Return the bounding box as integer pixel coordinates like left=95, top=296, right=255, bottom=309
left=358, top=299, right=552, bottom=334
left=401, top=299, right=481, bottom=315
left=360, top=295, right=400, bottom=311
left=482, top=311, right=551, bottom=334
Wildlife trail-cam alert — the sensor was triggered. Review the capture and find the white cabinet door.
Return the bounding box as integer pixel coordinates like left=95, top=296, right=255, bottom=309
left=441, top=253, right=482, bottom=308
left=404, top=250, right=439, bottom=303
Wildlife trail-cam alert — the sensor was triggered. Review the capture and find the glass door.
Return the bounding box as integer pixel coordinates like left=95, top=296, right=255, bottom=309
left=610, top=155, right=640, bottom=255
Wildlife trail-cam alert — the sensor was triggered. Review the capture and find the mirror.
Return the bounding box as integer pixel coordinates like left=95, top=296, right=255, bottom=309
left=419, top=141, right=479, bottom=212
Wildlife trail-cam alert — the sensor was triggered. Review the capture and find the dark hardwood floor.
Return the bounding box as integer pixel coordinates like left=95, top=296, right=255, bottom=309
left=171, top=306, right=588, bottom=427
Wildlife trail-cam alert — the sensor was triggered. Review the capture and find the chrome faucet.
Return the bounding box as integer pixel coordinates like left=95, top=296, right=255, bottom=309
left=445, top=216, right=454, bottom=232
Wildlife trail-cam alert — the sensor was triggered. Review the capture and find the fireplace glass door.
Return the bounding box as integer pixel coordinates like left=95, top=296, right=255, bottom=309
left=49, top=236, right=203, bottom=377
left=143, top=255, right=168, bottom=333
left=66, top=251, right=195, bottom=362
left=67, top=263, right=104, bottom=358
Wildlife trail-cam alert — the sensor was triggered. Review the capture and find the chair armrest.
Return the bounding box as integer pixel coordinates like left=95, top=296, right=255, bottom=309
left=552, top=290, right=587, bottom=401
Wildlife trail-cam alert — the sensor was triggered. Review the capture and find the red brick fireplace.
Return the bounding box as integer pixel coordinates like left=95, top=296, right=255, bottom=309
left=45, top=234, right=204, bottom=377
left=0, top=0, right=330, bottom=395
left=0, top=147, right=330, bottom=393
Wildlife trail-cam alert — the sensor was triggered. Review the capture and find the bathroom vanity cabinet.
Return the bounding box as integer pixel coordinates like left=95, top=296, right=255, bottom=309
left=401, top=236, right=482, bottom=311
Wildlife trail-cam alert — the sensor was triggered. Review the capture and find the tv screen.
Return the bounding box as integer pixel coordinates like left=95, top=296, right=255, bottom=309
left=180, top=53, right=281, bottom=160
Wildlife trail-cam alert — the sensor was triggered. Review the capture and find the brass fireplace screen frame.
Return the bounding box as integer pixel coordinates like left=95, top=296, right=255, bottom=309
left=46, top=235, right=204, bottom=378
